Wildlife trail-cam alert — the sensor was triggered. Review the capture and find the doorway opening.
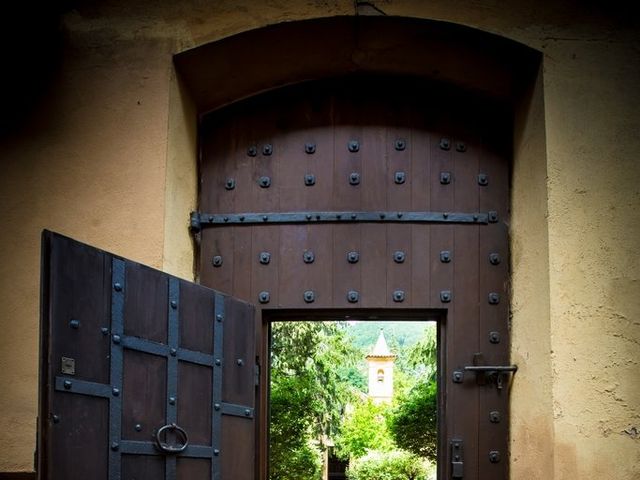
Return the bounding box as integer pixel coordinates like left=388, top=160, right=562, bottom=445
left=268, top=317, right=440, bottom=480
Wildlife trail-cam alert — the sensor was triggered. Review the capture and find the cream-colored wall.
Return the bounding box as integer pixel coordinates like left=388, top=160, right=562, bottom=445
left=0, top=15, right=176, bottom=470
left=0, top=1, right=638, bottom=477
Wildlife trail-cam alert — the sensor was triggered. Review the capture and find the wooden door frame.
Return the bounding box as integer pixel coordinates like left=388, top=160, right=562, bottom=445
left=260, top=309, right=447, bottom=480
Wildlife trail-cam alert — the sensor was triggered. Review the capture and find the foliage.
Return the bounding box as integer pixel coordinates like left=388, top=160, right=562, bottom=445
left=269, top=321, right=359, bottom=480
left=346, top=449, right=434, bottom=480
left=387, top=327, right=438, bottom=461
left=387, top=379, right=438, bottom=461
left=334, top=399, right=396, bottom=460
left=269, top=374, right=323, bottom=480
left=405, top=325, right=437, bottom=379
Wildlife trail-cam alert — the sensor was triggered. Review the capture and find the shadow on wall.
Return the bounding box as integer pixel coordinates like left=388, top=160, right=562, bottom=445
left=0, top=4, right=67, bottom=140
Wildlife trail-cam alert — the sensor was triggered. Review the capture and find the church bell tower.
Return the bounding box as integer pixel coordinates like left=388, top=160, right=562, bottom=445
left=366, top=329, right=397, bottom=404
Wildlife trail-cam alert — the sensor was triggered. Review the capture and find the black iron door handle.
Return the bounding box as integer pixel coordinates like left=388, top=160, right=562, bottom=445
left=154, top=423, right=189, bottom=454
left=463, top=365, right=518, bottom=390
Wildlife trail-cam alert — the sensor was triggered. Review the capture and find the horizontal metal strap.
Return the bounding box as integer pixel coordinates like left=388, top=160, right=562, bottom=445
left=55, top=376, right=112, bottom=398
left=120, top=440, right=213, bottom=458
left=221, top=402, right=254, bottom=419
left=178, top=349, right=216, bottom=367
left=120, top=335, right=215, bottom=367
left=122, top=336, right=169, bottom=356
left=190, top=210, right=496, bottom=231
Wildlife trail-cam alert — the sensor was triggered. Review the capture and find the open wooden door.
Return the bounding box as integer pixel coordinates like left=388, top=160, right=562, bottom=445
left=37, top=231, right=257, bottom=480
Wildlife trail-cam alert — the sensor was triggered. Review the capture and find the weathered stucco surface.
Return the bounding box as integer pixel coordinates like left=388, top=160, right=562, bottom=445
left=0, top=1, right=638, bottom=477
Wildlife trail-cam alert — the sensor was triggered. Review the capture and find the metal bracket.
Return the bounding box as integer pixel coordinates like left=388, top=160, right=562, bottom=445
left=451, top=439, right=464, bottom=478
left=190, top=210, right=492, bottom=231
left=464, top=364, right=518, bottom=390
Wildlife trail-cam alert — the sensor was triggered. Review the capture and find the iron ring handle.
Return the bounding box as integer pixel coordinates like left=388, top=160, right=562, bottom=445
left=154, top=423, right=189, bottom=454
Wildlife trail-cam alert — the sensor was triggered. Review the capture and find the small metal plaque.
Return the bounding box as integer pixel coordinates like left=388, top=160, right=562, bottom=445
left=61, top=356, right=76, bottom=375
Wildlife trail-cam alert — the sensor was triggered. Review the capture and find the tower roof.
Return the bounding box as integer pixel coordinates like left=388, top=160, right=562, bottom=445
left=366, top=329, right=397, bottom=358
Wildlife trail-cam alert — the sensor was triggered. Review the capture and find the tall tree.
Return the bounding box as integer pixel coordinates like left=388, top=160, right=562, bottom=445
left=269, top=321, right=359, bottom=480
left=388, top=326, right=438, bottom=461
left=334, top=399, right=396, bottom=459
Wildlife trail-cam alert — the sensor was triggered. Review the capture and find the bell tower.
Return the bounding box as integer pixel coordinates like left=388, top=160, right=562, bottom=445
left=366, top=329, right=397, bottom=404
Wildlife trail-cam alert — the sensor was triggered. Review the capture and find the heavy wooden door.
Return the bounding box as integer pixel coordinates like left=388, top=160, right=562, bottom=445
left=38, top=231, right=256, bottom=480
left=195, top=77, right=513, bottom=480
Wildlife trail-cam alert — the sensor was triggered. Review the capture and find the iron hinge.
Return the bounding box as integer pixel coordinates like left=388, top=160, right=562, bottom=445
left=190, top=210, right=492, bottom=232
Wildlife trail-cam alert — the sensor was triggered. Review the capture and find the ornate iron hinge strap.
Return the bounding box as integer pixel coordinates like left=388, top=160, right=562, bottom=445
left=190, top=210, right=499, bottom=232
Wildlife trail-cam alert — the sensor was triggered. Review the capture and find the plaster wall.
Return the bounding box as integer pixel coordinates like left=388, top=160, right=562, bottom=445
left=0, top=1, right=638, bottom=478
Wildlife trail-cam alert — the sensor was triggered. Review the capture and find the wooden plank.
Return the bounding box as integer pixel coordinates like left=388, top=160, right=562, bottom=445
left=478, top=118, right=511, bottom=480
left=179, top=280, right=214, bottom=355
left=124, top=264, right=168, bottom=344
left=251, top=225, right=279, bottom=306
left=220, top=297, right=255, bottom=480
left=451, top=122, right=481, bottom=479
left=333, top=224, right=361, bottom=308
left=427, top=122, right=456, bottom=479
left=360, top=223, right=386, bottom=308
left=305, top=224, right=333, bottom=307
left=332, top=91, right=362, bottom=308
left=177, top=459, right=211, bottom=480
left=230, top=109, right=256, bottom=301
left=50, top=395, right=109, bottom=480
left=199, top=112, right=235, bottom=214
left=49, top=235, right=110, bottom=384
left=121, top=350, right=167, bottom=442
left=200, top=228, right=234, bottom=295
left=386, top=102, right=413, bottom=306
left=222, top=296, right=255, bottom=407
left=178, top=362, right=213, bottom=445
left=43, top=233, right=111, bottom=480
left=221, top=417, right=254, bottom=480
left=303, top=91, right=334, bottom=211
left=277, top=225, right=308, bottom=307
left=410, top=109, right=431, bottom=306
left=121, top=455, right=165, bottom=480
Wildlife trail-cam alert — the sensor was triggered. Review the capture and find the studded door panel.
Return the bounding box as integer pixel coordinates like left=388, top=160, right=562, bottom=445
left=197, top=77, right=511, bottom=480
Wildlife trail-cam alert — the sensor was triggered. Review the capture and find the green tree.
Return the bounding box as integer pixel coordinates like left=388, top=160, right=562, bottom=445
left=387, top=379, right=438, bottom=461
left=269, top=321, right=359, bottom=480
left=334, top=399, right=396, bottom=459
left=388, top=327, right=438, bottom=461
